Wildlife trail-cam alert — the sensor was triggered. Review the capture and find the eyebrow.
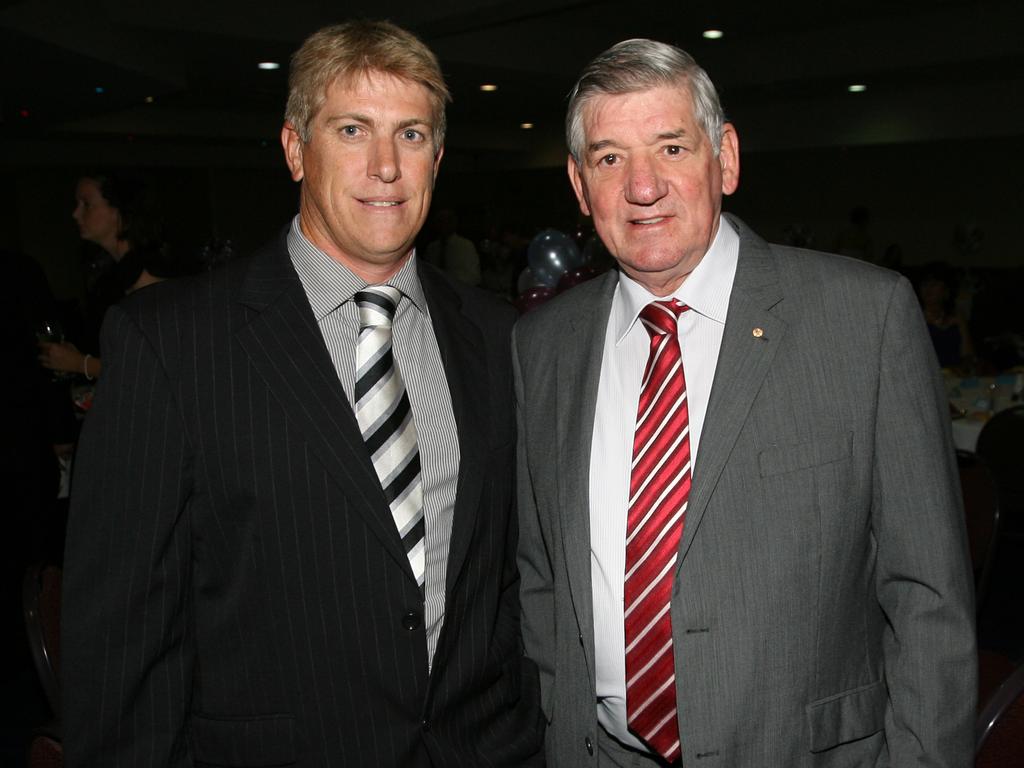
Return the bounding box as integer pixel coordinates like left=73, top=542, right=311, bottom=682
left=586, top=129, right=689, bottom=155
left=324, top=113, right=432, bottom=131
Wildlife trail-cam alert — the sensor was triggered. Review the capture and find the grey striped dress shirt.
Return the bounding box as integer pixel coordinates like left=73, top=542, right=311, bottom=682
left=287, top=216, right=459, bottom=668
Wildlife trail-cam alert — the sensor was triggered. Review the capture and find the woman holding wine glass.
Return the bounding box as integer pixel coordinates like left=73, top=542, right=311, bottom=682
left=37, top=171, right=166, bottom=380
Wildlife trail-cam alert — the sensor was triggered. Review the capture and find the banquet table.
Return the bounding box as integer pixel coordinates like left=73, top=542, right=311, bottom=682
left=946, top=372, right=1024, bottom=452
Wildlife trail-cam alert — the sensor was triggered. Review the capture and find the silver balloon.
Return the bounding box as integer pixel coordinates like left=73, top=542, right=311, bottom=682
left=527, top=229, right=583, bottom=288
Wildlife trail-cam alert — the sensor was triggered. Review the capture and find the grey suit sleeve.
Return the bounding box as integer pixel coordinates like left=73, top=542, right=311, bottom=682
left=62, top=304, right=194, bottom=767
left=872, top=276, right=976, bottom=766
left=513, top=326, right=556, bottom=719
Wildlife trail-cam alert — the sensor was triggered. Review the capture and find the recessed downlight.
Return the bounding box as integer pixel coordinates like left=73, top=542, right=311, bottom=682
left=520, top=122, right=534, bottom=130
left=258, top=61, right=281, bottom=71
left=848, top=84, right=867, bottom=93
left=479, top=84, right=498, bottom=92
left=702, top=29, right=724, bottom=40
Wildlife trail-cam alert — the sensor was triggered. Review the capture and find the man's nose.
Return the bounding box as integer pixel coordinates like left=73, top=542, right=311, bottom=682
left=368, top=137, right=400, bottom=183
left=624, top=156, right=666, bottom=205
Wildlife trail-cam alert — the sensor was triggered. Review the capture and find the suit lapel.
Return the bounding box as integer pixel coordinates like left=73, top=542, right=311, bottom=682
left=235, top=237, right=412, bottom=575
left=416, top=264, right=488, bottom=596
left=679, top=217, right=786, bottom=561
left=557, top=271, right=619, bottom=673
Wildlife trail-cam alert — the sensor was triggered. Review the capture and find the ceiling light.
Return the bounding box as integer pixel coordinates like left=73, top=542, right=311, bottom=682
left=94, top=86, right=105, bottom=94
left=144, top=96, right=154, bottom=104
left=848, top=84, right=867, bottom=93
left=520, top=122, right=534, bottom=130
left=702, top=29, right=724, bottom=40
left=258, top=61, right=280, bottom=71
left=479, top=84, right=498, bottom=92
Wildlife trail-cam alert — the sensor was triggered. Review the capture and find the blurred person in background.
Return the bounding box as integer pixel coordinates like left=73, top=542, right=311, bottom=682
left=917, top=261, right=974, bottom=370
left=38, top=171, right=170, bottom=381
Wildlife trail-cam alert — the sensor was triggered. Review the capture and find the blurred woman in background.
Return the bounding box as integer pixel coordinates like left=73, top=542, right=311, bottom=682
left=37, top=171, right=169, bottom=380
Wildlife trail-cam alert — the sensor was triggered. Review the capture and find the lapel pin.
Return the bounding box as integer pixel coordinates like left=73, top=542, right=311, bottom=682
left=752, top=327, right=765, bottom=339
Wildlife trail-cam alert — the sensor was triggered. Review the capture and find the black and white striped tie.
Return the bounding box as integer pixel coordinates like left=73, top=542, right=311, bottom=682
left=354, top=286, right=425, bottom=588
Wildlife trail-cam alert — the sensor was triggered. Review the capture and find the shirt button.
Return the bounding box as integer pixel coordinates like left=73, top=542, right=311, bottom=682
left=585, top=735, right=593, bottom=756
left=401, top=611, right=421, bottom=631
left=421, top=719, right=430, bottom=732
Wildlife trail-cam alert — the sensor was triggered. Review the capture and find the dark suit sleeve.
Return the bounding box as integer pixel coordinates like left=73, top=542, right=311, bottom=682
left=62, top=303, right=194, bottom=767
left=512, top=326, right=555, bottom=720
left=871, top=277, right=976, bottom=765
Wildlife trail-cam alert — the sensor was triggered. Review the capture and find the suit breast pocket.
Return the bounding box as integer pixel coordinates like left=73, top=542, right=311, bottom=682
left=758, top=431, right=853, bottom=477
left=190, top=713, right=295, bottom=767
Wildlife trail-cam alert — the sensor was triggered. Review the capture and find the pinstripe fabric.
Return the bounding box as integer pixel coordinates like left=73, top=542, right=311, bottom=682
left=288, top=218, right=457, bottom=667
left=61, top=230, right=544, bottom=767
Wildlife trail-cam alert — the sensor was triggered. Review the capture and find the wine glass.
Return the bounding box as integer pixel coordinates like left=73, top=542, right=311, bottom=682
left=36, top=319, right=70, bottom=380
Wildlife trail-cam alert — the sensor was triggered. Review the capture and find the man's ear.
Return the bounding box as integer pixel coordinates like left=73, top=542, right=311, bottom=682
left=567, top=155, right=592, bottom=217
left=281, top=122, right=305, bottom=182
left=719, top=122, right=740, bottom=196
left=432, top=144, right=445, bottom=184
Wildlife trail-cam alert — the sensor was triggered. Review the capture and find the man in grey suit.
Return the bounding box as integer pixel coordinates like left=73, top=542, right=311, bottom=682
left=515, top=39, right=975, bottom=767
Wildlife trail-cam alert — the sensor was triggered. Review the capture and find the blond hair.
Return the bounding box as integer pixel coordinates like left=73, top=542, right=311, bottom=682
left=285, top=20, right=450, bottom=150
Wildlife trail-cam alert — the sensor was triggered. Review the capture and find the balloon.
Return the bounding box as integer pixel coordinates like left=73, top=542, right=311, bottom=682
left=527, top=229, right=582, bottom=288
left=514, top=286, right=555, bottom=315
left=516, top=267, right=540, bottom=295
left=556, top=264, right=600, bottom=293
left=581, top=235, right=609, bottom=265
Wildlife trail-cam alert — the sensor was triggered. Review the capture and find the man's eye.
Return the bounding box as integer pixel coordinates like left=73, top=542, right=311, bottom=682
left=402, top=129, right=425, bottom=142
left=340, top=125, right=360, bottom=137
left=665, top=145, right=683, bottom=156
left=599, top=154, right=618, bottom=166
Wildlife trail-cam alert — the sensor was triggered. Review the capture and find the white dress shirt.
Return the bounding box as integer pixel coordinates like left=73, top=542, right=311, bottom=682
left=590, top=216, right=739, bottom=749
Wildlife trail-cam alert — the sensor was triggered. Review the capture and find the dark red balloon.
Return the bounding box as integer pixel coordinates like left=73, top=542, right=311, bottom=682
left=556, top=264, right=600, bottom=293
left=514, top=286, right=555, bottom=314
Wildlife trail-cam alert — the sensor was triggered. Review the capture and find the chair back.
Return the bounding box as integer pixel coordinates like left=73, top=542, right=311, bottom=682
left=27, top=732, right=63, bottom=768
left=23, top=564, right=63, bottom=718
left=957, top=450, right=1001, bottom=608
left=977, top=405, right=1024, bottom=537
left=976, top=661, right=1024, bottom=766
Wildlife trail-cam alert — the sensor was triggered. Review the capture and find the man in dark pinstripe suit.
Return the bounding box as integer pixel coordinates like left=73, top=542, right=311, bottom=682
left=62, top=20, right=544, bottom=767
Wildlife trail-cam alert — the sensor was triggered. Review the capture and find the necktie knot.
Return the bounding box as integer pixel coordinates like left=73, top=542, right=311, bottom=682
left=639, top=299, right=688, bottom=338
left=355, top=285, right=401, bottom=330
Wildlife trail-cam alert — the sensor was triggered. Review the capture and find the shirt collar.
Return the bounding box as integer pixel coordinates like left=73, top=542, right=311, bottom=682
left=287, top=214, right=428, bottom=320
left=613, top=215, right=739, bottom=345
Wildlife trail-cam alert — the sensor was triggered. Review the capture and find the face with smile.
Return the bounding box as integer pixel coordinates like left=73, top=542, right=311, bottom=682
left=282, top=70, right=443, bottom=282
left=568, top=83, right=739, bottom=296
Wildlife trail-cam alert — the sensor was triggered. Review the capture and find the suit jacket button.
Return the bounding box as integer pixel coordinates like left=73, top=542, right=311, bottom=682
left=585, top=736, right=593, bottom=756
left=402, top=611, right=421, bottom=631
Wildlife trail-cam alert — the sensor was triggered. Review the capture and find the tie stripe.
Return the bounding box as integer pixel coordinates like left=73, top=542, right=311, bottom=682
left=624, top=299, right=690, bottom=764
left=354, top=286, right=426, bottom=588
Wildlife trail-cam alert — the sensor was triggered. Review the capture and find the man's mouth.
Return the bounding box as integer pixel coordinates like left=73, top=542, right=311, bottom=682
left=362, top=200, right=402, bottom=207
left=632, top=216, right=667, bottom=225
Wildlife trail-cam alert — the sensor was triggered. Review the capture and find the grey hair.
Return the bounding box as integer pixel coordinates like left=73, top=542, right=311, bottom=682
left=566, top=39, right=725, bottom=163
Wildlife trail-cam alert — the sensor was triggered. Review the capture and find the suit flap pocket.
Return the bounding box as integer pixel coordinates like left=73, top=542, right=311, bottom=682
left=759, top=431, right=853, bottom=477
left=191, top=713, right=295, bottom=766
left=805, top=679, right=886, bottom=753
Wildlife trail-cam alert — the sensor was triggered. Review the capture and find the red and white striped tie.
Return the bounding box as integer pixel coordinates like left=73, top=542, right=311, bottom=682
left=624, top=299, right=690, bottom=764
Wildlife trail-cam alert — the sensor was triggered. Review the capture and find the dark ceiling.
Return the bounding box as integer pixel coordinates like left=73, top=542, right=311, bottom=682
left=2, top=0, right=1023, bottom=169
